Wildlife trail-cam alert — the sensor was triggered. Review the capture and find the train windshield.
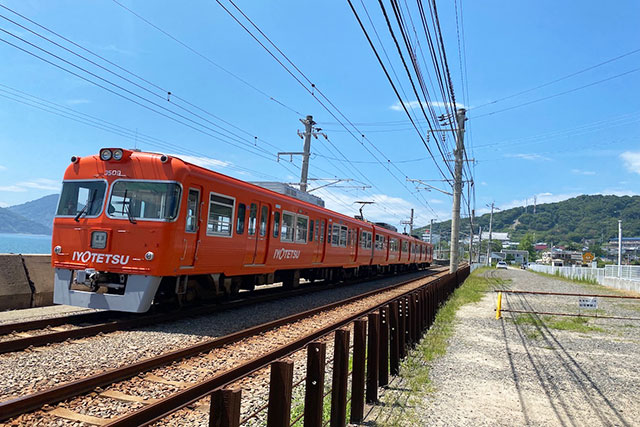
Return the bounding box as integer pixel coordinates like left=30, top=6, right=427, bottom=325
left=107, top=181, right=181, bottom=221
left=56, top=180, right=106, bottom=217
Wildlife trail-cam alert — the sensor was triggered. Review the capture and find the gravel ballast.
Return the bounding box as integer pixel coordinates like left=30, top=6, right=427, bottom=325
left=374, top=268, right=640, bottom=426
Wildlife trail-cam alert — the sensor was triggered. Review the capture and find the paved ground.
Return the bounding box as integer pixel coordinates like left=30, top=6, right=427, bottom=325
left=367, top=268, right=640, bottom=426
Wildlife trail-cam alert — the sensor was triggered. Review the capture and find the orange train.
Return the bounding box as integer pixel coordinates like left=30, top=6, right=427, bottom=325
left=52, top=148, right=433, bottom=312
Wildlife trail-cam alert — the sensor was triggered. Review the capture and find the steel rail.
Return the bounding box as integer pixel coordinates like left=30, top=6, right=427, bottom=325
left=0, top=269, right=435, bottom=354
left=0, top=268, right=447, bottom=422
left=499, top=308, right=640, bottom=321
left=0, top=310, right=121, bottom=335
left=104, top=269, right=459, bottom=426
left=495, top=289, right=640, bottom=300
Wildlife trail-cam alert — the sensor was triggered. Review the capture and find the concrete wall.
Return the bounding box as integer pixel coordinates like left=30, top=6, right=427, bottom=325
left=0, top=254, right=53, bottom=311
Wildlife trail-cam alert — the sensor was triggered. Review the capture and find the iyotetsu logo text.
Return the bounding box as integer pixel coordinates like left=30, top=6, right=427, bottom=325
left=72, top=251, right=130, bottom=265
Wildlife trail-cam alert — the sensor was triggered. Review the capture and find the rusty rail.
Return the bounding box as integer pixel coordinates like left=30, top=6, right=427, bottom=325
left=103, top=265, right=470, bottom=426
left=0, top=267, right=449, bottom=423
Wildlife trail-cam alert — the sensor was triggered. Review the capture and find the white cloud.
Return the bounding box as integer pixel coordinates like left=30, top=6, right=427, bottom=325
left=0, top=201, right=8, bottom=208
left=480, top=181, right=487, bottom=186
left=66, top=99, right=91, bottom=105
left=0, top=185, right=27, bottom=192
left=429, top=199, right=444, bottom=204
left=169, top=154, right=230, bottom=169
left=571, top=169, right=596, bottom=176
left=504, top=153, right=551, bottom=161
left=621, top=151, right=640, bottom=174
left=0, top=165, right=6, bottom=170
left=0, top=178, right=60, bottom=193
left=390, top=100, right=466, bottom=111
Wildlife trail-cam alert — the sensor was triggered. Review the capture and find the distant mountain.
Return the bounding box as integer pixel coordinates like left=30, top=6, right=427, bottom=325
left=1, top=194, right=58, bottom=235
left=7, top=194, right=58, bottom=230
left=0, top=207, right=52, bottom=235
left=416, top=194, right=640, bottom=245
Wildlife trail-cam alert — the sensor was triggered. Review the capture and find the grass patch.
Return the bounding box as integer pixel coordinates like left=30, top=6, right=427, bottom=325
left=377, top=267, right=500, bottom=425
left=511, top=312, right=604, bottom=337
left=546, top=316, right=604, bottom=333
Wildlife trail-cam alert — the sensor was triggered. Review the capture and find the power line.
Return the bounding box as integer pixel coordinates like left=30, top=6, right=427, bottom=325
left=471, top=47, right=640, bottom=111
left=472, top=66, right=640, bottom=119
left=109, top=0, right=301, bottom=116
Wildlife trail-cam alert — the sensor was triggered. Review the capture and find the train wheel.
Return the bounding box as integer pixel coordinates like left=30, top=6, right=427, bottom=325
left=282, top=270, right=301, bottom=289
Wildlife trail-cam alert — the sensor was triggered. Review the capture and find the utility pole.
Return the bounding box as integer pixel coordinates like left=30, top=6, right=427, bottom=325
left=534, top=196, right=537, bottom=214
left=299, top=115, right=314, bottom=192
left=449, top=108, right=466, bottom=273
left=618, top=219, right=622, bottom=277
left=401, top=209, right=415, bottom=235
left=469, top=209, right=475, bottom=263
left=278, top=115, right=327, bottom=192
left=486, top=202, right=499, bottom=265
left=477, top=226, right=482, bottom=263
left=429, top=219, right=434, bottom=244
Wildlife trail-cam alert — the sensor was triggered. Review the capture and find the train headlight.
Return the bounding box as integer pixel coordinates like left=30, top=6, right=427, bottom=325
left=112, top=149, right=124, bottom=161
left=100, top=149, right=112, bottom=161
left=145, top=251, right=154, bottom=261
left=54, top=245, right=62, bottom=254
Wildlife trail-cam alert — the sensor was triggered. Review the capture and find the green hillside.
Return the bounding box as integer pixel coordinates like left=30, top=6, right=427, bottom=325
left=7, top=194, right=58, bottom=230
left=416, top=195, right=640, bottom=245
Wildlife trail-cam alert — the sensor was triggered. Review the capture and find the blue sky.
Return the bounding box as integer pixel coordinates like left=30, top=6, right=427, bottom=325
left=0, top=0, right=639, bottom=230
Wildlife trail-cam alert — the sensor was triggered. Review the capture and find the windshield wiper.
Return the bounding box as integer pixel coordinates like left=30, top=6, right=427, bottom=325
left=74, top=189, right=96, bottom=222
left=122, top=189, right=137, bottom=224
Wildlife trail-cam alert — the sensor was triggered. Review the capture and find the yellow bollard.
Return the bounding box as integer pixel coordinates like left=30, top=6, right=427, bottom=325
left=496, top=292, right=502, bottom=319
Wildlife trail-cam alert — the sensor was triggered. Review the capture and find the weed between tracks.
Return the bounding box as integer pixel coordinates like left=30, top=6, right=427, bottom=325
left=513, top=313, right=604, bottom=335
left=373, top=267, right=500, bottom=426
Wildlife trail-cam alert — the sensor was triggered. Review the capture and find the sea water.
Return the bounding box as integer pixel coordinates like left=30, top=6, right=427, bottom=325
left=0, top=233, right=51, bottom=254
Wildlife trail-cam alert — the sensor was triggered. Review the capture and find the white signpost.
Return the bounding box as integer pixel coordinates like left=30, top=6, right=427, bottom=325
left=578, top=297, right=598, bottom=309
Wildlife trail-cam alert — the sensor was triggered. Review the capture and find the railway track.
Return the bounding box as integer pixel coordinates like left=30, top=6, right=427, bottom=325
left=0, top=269, right=437, bottom=354
left=0, top=267, right=454, bottom=425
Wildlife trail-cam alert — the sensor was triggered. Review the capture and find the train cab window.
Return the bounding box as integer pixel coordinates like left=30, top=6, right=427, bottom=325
left=206, top=193, right=235, bottom=236
left=236, top=203, right=246, bottom=234
left=57, top=180, right=106, bottom=217
left=309, top=220, right=314, bottom=242
left=260, top=206, right=268, bottom=237
left=320, top=220, right=325, bottom=243
left=185, top=189, right=199, bottom=232
left=248, top=203, right=257, bottom=235
left=273, top=212, right=280, bottom=238
left=109, top=181, right=181, bottom=221
left=281, top=212, right=295, bottom=242
left=402, top=241, right=409, bottom=253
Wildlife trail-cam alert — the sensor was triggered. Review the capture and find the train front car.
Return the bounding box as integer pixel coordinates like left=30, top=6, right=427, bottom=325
left=52, top=148, right=184, bottom=312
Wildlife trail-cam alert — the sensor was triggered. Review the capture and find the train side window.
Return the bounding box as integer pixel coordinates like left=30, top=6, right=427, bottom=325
left=309, top=219, right=314, bottom=242
left=259, top=206, right=268, bottom=237
left=281, top=212, right=295, bottom=242
left=339, top=226, right=347, bottom=247
left=360, top=230, right=366, bottom=248
left=320, top=220, right=325, bottom=243
left=185, top=189, right=199, bottom=233
left=248, top=203, right=257, bottom=235
left=236, top=203, right=246, bottom=234
left=402, top=241, right=408, bottom=253
left=207, top=193, right=235, bottom=237
left=331, top=224, right=340, bottom=246
left=273, top=212, right=280, bottom=238
left=295, top=215, right=308, bottom=243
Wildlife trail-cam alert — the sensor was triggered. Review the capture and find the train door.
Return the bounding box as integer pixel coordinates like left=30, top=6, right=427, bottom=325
left=254, top=203, right=270, bottom=264
left=243, top=202, right=257, bottom=265
left=181, top=186, right=202, bottom=268
left=312, top=219, right=322, bottom=263
left=351, top=228, right=358, bottom=263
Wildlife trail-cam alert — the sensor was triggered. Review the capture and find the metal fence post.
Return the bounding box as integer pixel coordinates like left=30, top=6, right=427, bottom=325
left=209, top=388, right=241, bottom=427
left=304, top=342, right=326, bottom=427
left=267, top=360, right=294, bottom=427
left=330, top=329, right=350, bottom=427
left=379, top=305, right=389, bottom=387
left=398, top=298, right=406, bottom=359
left=389, top=301, right=400, bottom=375
left=350, top=319, right=367, bottom=423
left=366, top=312, right=380, bottom=403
